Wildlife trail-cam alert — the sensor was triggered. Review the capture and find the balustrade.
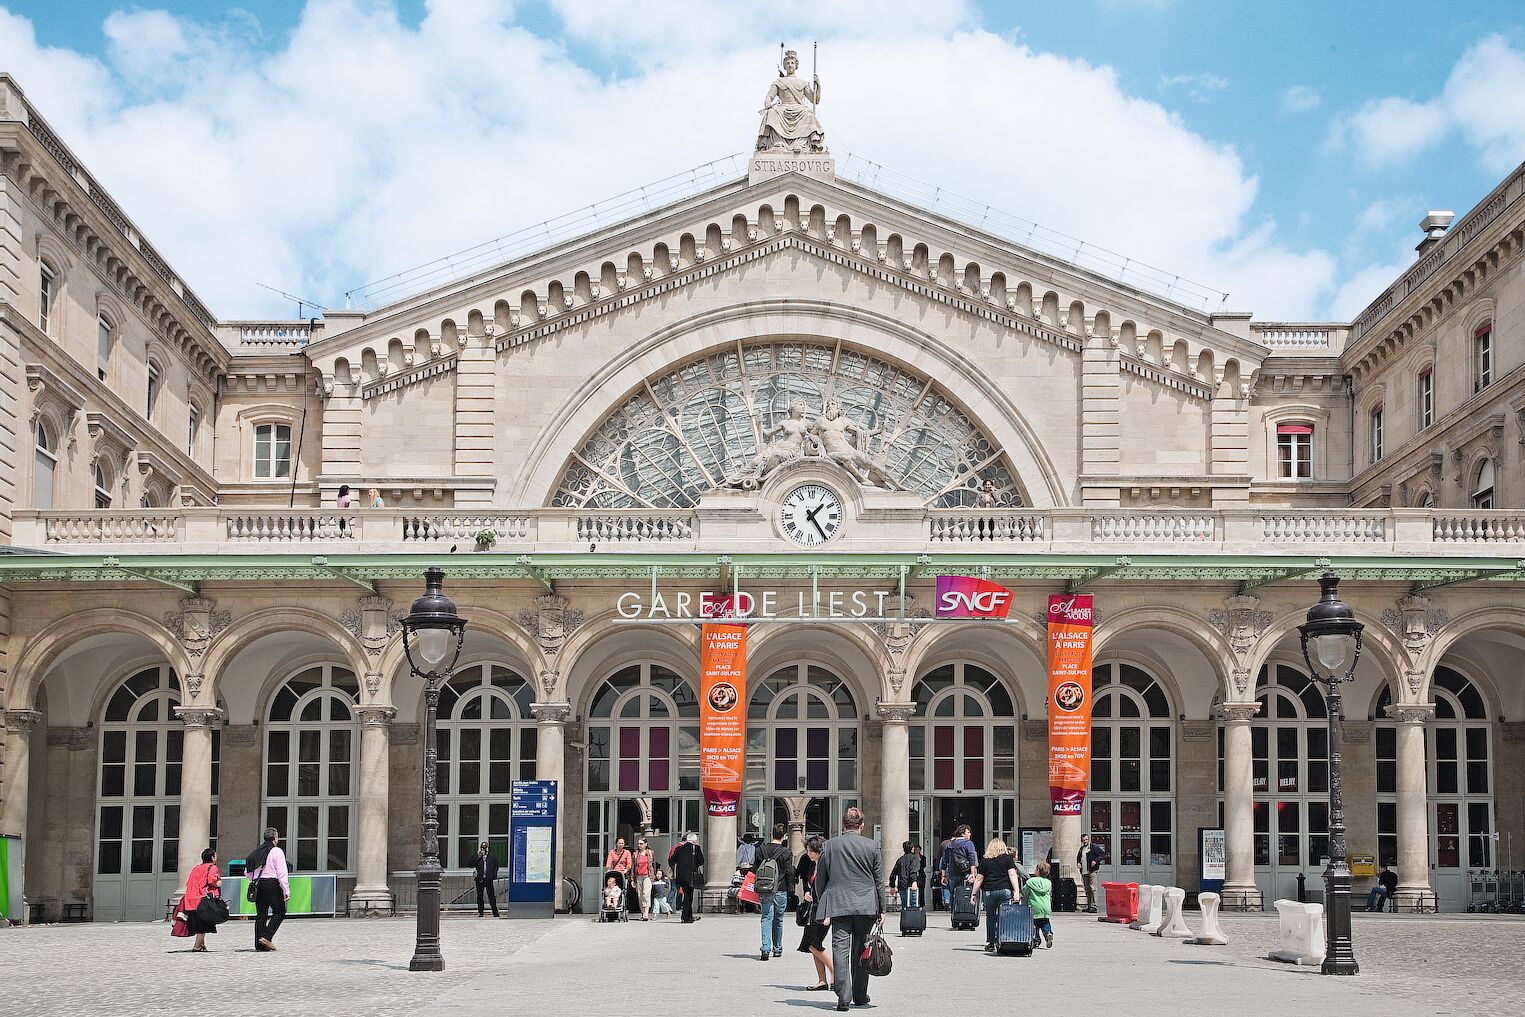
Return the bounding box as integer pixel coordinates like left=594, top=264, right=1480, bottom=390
left=1259, top=512, right=1387, bottom=543
left=399, top=513, right=532, bottom=543
left=575, top=511, right=695, bottom=542
left=225, top=511, right=354, bottom=542
left=43, top=511, right=180, bottom=543
left=1431, top=512, right=1525, bottom=542
left=927, top=510, right=1045, bottom=543
left=1091, top=513, right=1216, bottom=542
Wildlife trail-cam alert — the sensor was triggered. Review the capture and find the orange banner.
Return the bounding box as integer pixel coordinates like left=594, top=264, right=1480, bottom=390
left=1047, top=595, right=1095, bottom=815
left=700, top=622, right=747, bottom=817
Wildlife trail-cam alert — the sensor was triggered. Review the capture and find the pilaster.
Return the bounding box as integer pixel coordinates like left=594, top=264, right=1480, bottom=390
left=321, top=388, right=364, bottom=480
left=173, top=706, right=222, bottom=885
left=1386, top=702, right=1437, bottom=910
left=0, top=709, right=41, bottom=839
left=1209, top=389, right=1250, bottom=504
left=452, top=330, right=496, bottom=508
left=352, top=704, right=396, bottom=914
left=1218, top=701, right=1263, bottom=910
left=1080, top=334, right=1121, bottom=506
left=531, top=701, right=572, bottom=910
left=876, top=702, right=913, bottom=902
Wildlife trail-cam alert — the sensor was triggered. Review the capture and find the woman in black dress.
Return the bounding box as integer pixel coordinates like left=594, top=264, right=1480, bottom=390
left=795, top=835, right=832, bottom=991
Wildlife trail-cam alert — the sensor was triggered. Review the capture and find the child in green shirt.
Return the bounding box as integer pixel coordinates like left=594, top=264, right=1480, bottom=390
left=1023, top=861, right=1054, bottom=949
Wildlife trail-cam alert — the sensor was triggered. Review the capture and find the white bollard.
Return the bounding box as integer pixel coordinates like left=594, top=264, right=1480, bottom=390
left=1268, top=899, right=1325, bottom=965
left=1154, top=886, right=1192, bottom=939
left=1128, top=885, right=1156, bottom=929
left=1188, top=891, right=1230, bottom=946
left=1137, top=884, right=1165, bottom=934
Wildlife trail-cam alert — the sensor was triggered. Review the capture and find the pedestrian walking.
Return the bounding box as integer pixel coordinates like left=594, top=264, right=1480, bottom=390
left=1077, top=832, right=1105, bottom=913
left=180, top=847, right=223, bottom=952
left=911, top=843, right=928, bottom=907
left=1024, top=860, right=1054, bottom=949
left=812, top=806, right=885, bottom=1012
left=755, top=822, right=797, bottom=961
left=939, top=824, right=978, bottom=901
left=970, top=838, right=1023, bottom=953
left=245, top=827, right=289, bottom=952
left=632, top=837, right=656, bottom=920
left=671, top=832, right=706, bottom=923
left=473, top=841, right=500, bottom=917
left=890, top=840, right=920, bottom=911
left=795, top=836, right=833, bottom=993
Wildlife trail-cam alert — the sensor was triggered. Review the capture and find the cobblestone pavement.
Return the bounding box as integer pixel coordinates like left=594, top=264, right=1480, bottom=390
left=3, top=911, right=1521, bottom=1016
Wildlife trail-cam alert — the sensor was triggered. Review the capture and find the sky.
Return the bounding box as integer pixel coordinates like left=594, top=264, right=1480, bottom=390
left=3, top=0, right=1524, bottom=321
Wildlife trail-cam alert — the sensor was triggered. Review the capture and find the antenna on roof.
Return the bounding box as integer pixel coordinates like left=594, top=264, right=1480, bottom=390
left=256, top=282, right=326, bottom=319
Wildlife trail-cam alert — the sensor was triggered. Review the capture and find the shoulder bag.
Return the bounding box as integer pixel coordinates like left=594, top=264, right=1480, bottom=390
left=196, top=888, right=232, bottom=927
left=862, top=921, right=893, bottom=977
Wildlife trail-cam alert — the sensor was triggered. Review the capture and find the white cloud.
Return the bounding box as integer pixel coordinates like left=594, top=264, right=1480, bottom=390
left=1157, top=71, right=1228, bottom=101
left=1331, top=33, right=1525, bottom=173
left=1355, top=198, right=1406, bottom=234
left=0, top=1, right=1335, bottom=318
left=1280, top=84, right=1320, bottom=114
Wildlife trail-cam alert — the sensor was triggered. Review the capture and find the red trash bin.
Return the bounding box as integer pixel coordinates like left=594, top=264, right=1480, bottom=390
left=1100, top=881, right=1138, bottom=923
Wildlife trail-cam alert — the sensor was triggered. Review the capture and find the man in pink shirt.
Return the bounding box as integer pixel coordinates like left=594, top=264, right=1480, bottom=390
left=246, top=827, right=291, bottom=952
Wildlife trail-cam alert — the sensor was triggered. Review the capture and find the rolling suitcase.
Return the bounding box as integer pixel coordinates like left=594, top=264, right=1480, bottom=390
left=997, top=900, right=1034, bottom=955
left=950, top=880, right=981, bottom=930
left=900, top=886, right=926, bottom=936
left=1055, top=877, right=1078, bottom=913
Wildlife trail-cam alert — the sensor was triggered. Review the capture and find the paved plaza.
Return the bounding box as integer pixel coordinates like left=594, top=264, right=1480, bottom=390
left=2, top=911, right=1521, bottom=1016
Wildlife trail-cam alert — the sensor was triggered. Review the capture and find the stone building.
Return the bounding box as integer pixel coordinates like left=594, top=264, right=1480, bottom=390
left=1, top=66, right=1522, bottom=922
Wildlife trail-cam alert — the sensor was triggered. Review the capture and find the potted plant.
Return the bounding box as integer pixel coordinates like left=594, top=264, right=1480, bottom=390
left=473, top=528, right=497, bottom=549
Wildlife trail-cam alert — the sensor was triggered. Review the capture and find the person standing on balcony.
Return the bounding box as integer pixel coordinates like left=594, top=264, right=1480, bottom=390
left=366, top=487, right=385, bottom=508
left=337, top=484, right=352, bottom=509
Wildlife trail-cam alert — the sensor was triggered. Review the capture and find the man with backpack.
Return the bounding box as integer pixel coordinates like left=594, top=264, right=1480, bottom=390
left=755, top=823, right=797, bottom=960
left=939, top=824, right=978, bottom=899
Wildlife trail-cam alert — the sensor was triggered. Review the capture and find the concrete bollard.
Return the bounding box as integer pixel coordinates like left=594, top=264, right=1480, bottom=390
left=1137, top=884, right=1165, bottom=934
left=1128, top=884, right=1156, bottom=930
left=1268, top=899, right=1325, bottom=965
left=1153, top=886, right=1192, bottom=939
left=1187, top=891, right=1230, bottom=946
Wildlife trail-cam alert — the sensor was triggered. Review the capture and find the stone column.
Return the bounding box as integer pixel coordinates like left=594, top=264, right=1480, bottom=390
left=1389, top=703, right=1436, bottom=907
left=1052, top=813, right=1083, bottom=882
left=1219, top=702, right=1262, bottom=909
left=877, top=703, right=913, bottom=901
left=351, top=705, right=395, bottom=914
left=173, top=707, right=222, bottom=885
left=531, top=702, right=571, bottom=909
left=704, top=810, right=738, bottom=911
left=0, top=710, right=42, bottom=840
left=784, top=796, right=809, bottom=861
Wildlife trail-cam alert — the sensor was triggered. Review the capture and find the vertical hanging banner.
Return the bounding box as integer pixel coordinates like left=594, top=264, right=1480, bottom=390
left=700, top=621, right=748, bottom=817
left=1047, top=594, right=1095, bottom=815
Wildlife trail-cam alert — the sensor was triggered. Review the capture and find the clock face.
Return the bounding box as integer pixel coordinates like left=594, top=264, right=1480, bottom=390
left=779, top=483, right=843, bottom=546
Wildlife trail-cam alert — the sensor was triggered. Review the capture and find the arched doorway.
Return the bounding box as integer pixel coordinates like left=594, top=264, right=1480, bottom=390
left=262, top=663, right=359, bottom=874
left=1375, top=666, right=1494, bottom=910
left=1220, top=663, right=1330, bottom=904
left=1086, top=662, right=1175, bottom=886
left=908, top=661, right=1018, bottom=851
left=435, top=662, right=537, bottom=871
left=740, top=663, right=861, bottom=844
left=582, top=663, right=701, bottom=902
left=94, top=664, right=219, bottom=921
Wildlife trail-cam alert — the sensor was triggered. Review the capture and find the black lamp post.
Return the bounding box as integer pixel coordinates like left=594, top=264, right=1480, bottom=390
left=1297, top=571, right=1362, bottom=976
left=402, top=567, right=466, bottom=973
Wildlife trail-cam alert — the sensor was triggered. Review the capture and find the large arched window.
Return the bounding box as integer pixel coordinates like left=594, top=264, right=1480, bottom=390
left=33, top=420, right=56, bottom=510
left=1375, top=667, right=1492, bottom=902
left=435, top=662, right=536, bottom=870
left=263, top=663, right=359, bottom=873
left=583, top=664, right=701, bottom=877
left=741, top=663, right=861, bottom=839
left=1088, top=662, right=1174, bottom=881
left=908, top=662, right=1017, bottom=847
left=1219, top=663, right=1329, bottom=903
left=95, top=664, right=219, bottom=921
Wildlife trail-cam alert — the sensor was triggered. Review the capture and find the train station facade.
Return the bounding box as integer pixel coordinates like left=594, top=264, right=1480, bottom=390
left=1, top=69, right=1524, bottom=922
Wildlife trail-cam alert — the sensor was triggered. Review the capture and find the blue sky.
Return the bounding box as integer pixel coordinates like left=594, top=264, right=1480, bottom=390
left=4, top=0, right=1524, bottom=320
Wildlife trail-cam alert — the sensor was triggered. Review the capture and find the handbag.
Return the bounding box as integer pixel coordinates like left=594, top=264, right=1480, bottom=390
left=795, top=898, right=815, bottom=927
left=246, top=878, right=259, bottom=903
left=196, top=891, right=231, bottom=927
left=861, top=922, right=893, bottom=977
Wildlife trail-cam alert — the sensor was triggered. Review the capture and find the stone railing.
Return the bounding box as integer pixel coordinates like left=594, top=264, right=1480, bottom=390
left=235, top=323, right=312, bottom=345
left=11, top=505, right=1525, bottom=556
left=1251, top=323, right=1349, bottom=354
left=928, top=510, right=1046, bottom=543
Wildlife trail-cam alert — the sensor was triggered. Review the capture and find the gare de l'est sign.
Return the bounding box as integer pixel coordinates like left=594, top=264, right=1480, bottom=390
left=614, top=575, right=1021, bottom=622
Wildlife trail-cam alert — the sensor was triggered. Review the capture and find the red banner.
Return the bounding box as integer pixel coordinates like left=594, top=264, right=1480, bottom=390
left=1047, top=594, right=1094, bottom=815
left=700, top=622, right=747, bottom=817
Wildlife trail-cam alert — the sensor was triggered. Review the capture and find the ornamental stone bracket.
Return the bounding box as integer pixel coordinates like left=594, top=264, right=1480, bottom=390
left=1207, top=595, right=1272, bottom=699
left=1379, top=594, right=1449, bottom=694
left=339, top=595, right=404, bottom=694
left=876, top=702, right=916, bottom=724
left=1181, top=720, right=1215, bottom=742
left=1216, top=701, right=1261, bottom=723
left=173, top=706, right=224, bottom=729
left=871, top=602, right=922, bottom=695
left=530, top=702, right=573, bottom=725
left=355, top=705, right=396, bottom=727
left=162, top=596, right=231, bottom=698
left=1342, top=721, right=1372, bottom=745
left=1385, top=703, right=1436, bottom=725
left=25, top=363, right=84, bottom=448
left=3, top=709, right=42, bottom=735
left=519, top=595, right=584, bottom=702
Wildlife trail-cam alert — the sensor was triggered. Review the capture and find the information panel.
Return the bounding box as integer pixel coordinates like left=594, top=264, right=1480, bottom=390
left=509, top=779, right=558, bottom=919
left=1199, top=828, right=1226, bottom=891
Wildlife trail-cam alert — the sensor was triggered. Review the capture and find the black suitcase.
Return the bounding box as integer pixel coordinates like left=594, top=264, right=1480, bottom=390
left=950, top=880, right=981, bottom=930
left=899, top=905, right=927, bottom=936
left=997, top=900, right=1034, bottom=955
left=1055, top=876, right=1078, bottom=913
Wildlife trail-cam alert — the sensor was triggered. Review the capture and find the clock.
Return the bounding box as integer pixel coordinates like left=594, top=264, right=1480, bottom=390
left=779, top=483, right=843, bottom=546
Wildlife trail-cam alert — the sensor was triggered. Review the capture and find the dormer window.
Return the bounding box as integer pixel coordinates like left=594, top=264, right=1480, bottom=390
left=1277, top=423, right=1313, bottom=479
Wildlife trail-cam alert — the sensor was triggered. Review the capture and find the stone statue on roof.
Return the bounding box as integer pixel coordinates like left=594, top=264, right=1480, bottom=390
left=756, top=49, right=825, bottom=154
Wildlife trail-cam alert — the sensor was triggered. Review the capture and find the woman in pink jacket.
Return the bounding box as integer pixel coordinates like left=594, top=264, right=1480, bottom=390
left=182, top=848, right=223, bottom=952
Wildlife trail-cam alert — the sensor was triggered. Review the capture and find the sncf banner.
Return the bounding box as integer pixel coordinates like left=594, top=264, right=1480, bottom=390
left=935, top=576, right=1015, bottom=619
left=1046, top=594, right=1095, bottom=816
left=699, top=622, right=747, bottom=817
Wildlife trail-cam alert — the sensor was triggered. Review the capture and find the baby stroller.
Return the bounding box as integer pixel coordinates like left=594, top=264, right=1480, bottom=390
left=598, top=870, right=630, bottom=923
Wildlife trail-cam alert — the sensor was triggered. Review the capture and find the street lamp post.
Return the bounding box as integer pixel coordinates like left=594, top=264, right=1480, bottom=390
left=1297, top=571, right=1362, bottom=976
left=402, top=567, right=466, bottom=973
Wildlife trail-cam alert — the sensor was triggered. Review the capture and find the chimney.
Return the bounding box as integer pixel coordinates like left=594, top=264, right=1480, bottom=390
left=1416, top=211, right=1454, bottom=254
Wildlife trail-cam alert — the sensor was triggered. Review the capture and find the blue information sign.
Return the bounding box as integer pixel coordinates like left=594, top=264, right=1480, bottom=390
left=508, top=780, right=558, bottom=918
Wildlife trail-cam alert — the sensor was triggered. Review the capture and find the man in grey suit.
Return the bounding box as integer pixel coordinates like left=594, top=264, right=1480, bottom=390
left=812, top=806, right=885, bottom=1012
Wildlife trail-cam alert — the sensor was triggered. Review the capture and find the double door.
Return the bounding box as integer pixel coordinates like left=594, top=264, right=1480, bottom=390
left=583, top=796, right=700, bottom=904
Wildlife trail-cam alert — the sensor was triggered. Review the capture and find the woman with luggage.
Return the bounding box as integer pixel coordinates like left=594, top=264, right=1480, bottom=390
left=970, top=838, right=1023, bottom=954
left=795, top=836, right=833, bottom=992
left=180, top=847, right=223, bottom=952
